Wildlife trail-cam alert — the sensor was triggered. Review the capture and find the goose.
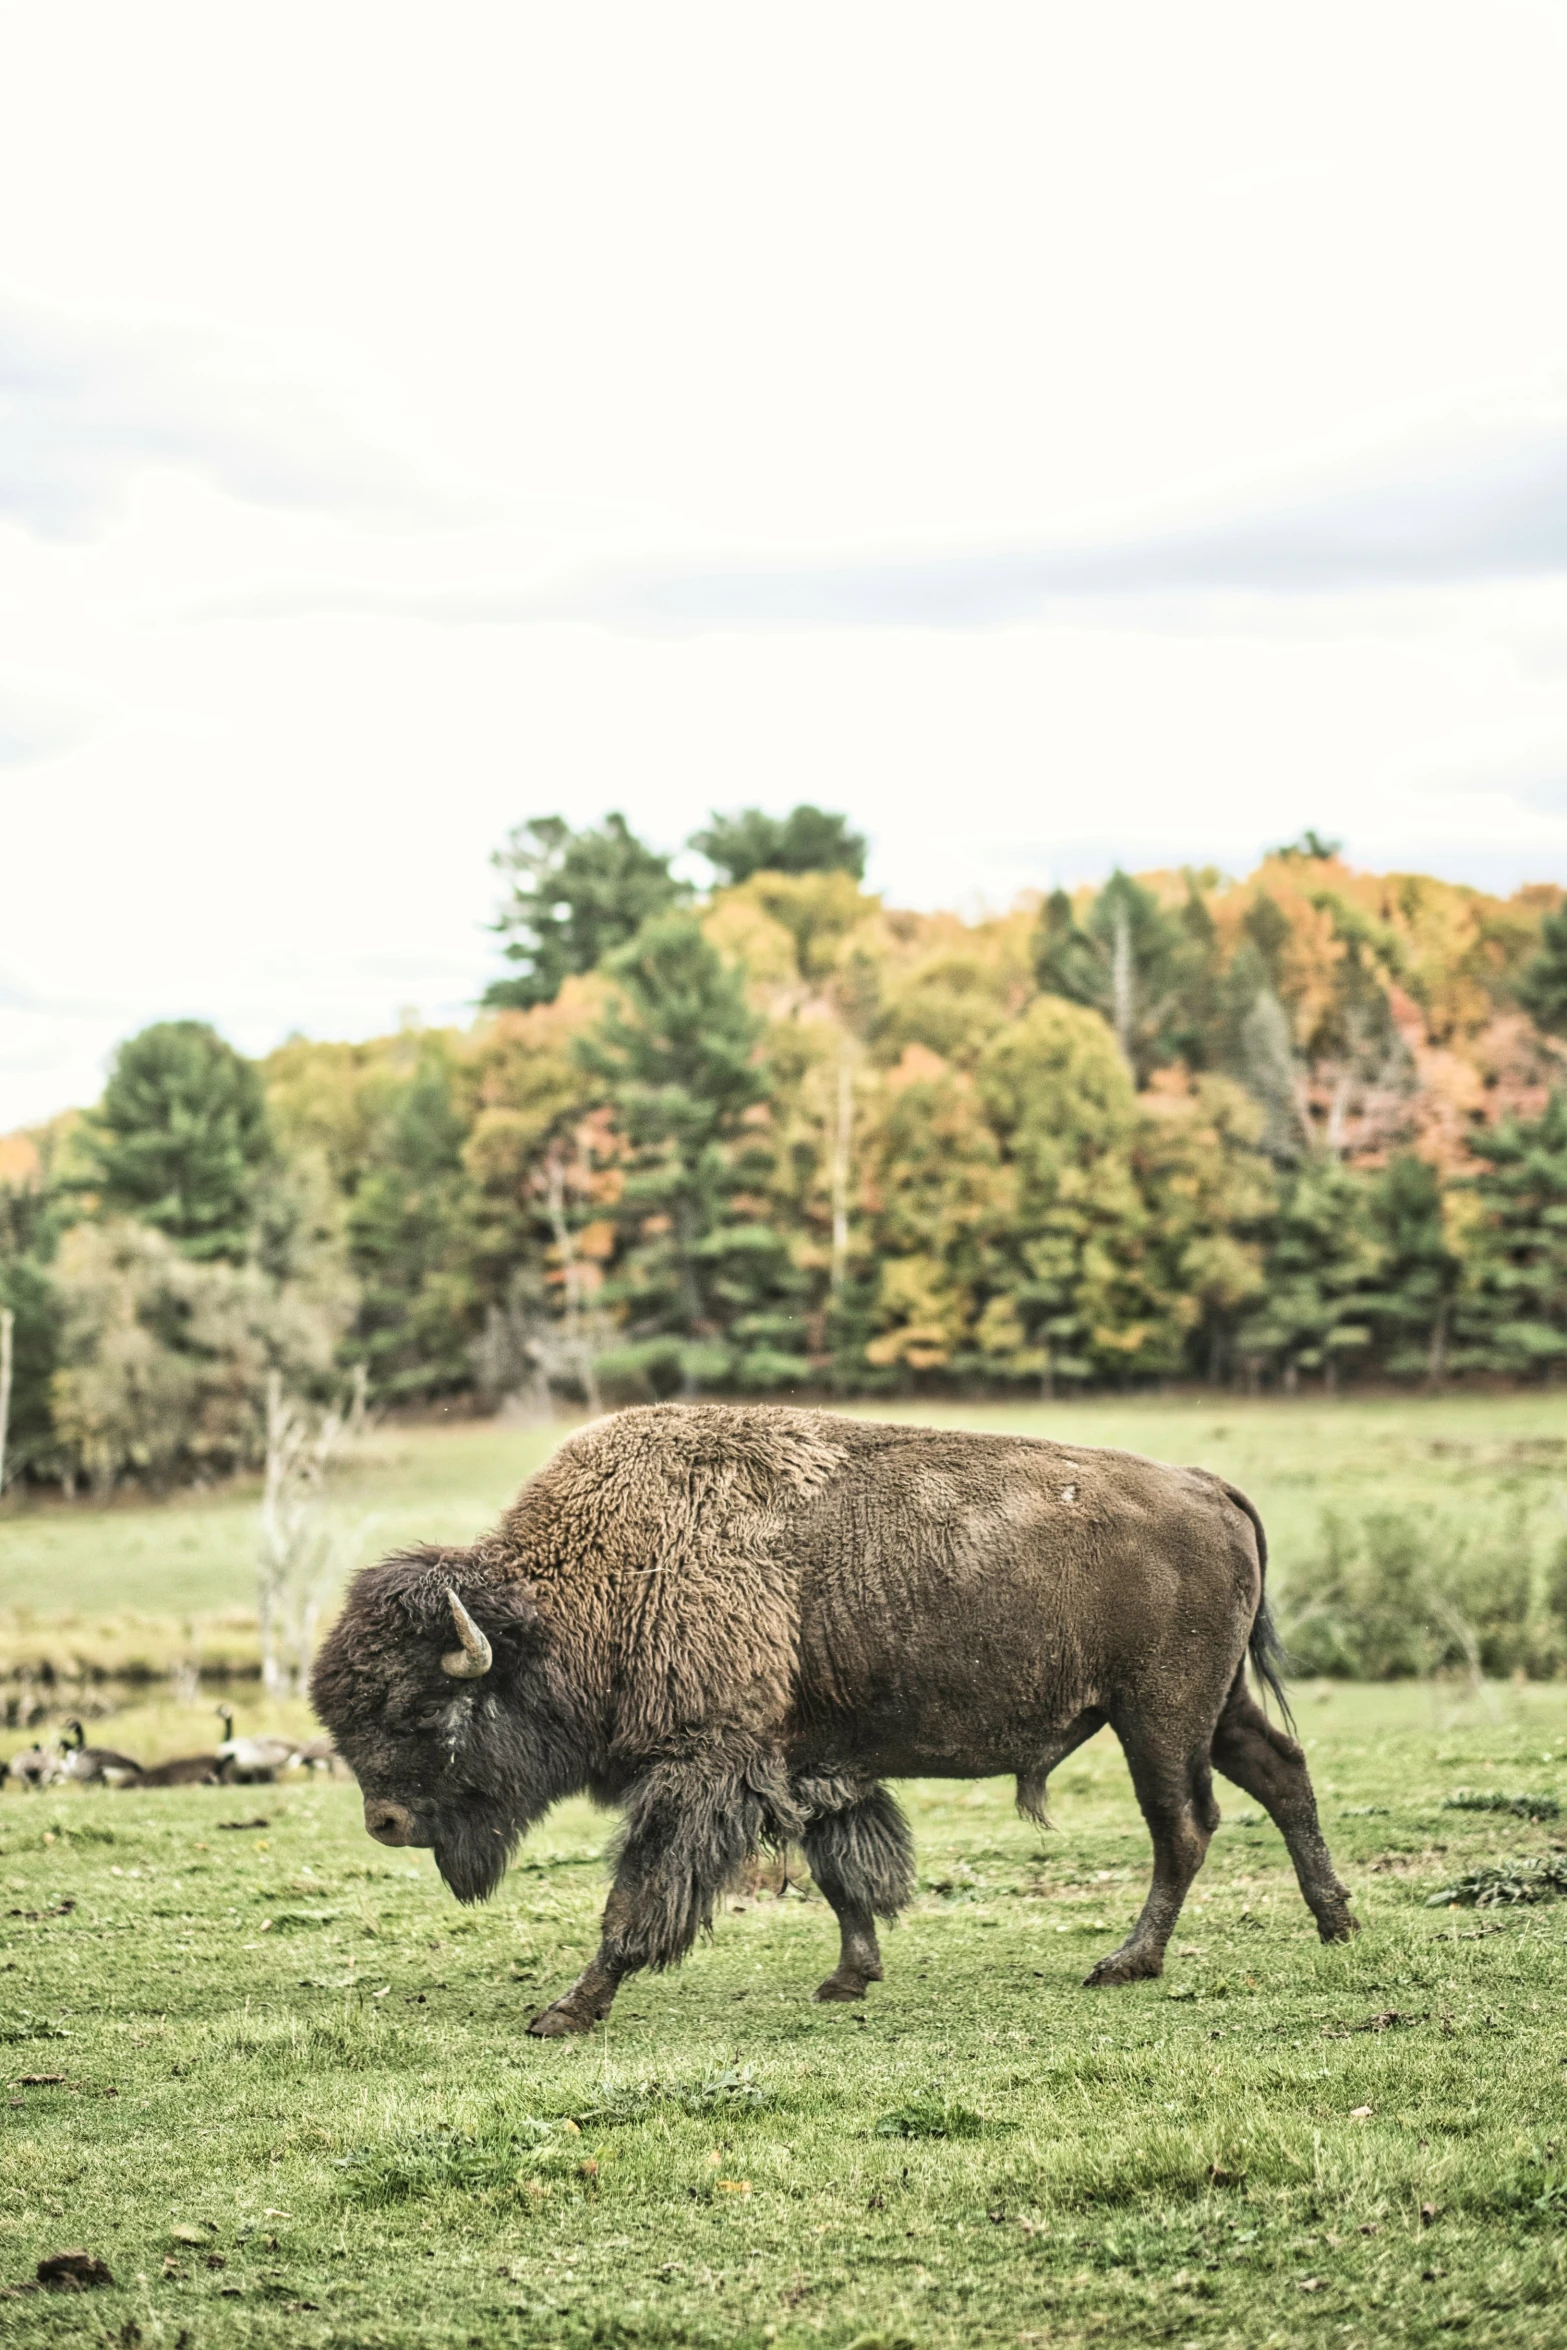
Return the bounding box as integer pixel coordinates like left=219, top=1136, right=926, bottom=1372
left=294, top=1734, right=351, bottom=1779
left=7, top=1743, right=64, bottom=1790
left=214, top=1706, right=299, bottom=1784
left=59, top=1720, right=143, bottom=1788
left=138, top=1750, right=223, bottom=1787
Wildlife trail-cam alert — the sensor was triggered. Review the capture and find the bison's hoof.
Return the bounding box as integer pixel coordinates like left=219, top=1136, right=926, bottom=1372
left=813, top=1973, right=871, bottom=2004
left=527, top=2000, right=597, bottom=2037
left=1082, top=1948, right=1160, bottom=1988
left=1319, top=1908, right=1361, bottom=1944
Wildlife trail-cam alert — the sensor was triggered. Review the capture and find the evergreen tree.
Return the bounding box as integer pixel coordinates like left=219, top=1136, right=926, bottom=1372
left=81, top=1021, right=271, bottom=1262
left=1454, top=1093, right=1567, bottom=1378
left=1235, top=1157, right=1383, bottom=1389
left=345, top=1035, right=480, bottom=1399
left=1033, top=871, right=1206, bottom=1085
left=578, top=915, right=807, bottom=1392
left=1365, top=1154, right=1461, bottom=1382
left=1517, top=903, right=1567, bottom=1037
left=691, top=804, right=867, bottom=886
left=0, top=1173, right=65, bottom=1483
left=484, top=813, right=684, bottom=1010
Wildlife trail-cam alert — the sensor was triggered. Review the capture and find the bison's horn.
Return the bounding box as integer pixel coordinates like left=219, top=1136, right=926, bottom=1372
left=441, top=1588, right=493, bottom=1679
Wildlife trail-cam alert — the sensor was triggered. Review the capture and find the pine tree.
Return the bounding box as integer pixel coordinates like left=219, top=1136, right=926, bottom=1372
left=1236, top=1157, right=1384, bottom=1390
left=346, top=1035, right=480, bottom=1399
left=1365, top=1153, right=1462, bottom=1382
left=0, top=1172, right=65, bottom=1483
left=579, top=915, right=807, bottom=1392
left=1517, top=904, right=1567, bottom=1037
left=691, top=803, right=867, bottom=886
left=1454, top=1093, right=1567, bottom=1378
left=484, top=813, right=684, bottom=1010
left=81, top=1021, right=271, bottom=1262
left=1033, top=872, right=1209, bottom=1085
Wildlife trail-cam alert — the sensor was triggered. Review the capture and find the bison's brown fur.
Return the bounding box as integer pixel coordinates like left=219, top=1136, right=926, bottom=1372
left=310, top=1404, right=1355, bottom=2033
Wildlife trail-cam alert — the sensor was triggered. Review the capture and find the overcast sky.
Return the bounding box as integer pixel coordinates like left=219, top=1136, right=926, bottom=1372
left=6, top=1, right=1567, bottom=1130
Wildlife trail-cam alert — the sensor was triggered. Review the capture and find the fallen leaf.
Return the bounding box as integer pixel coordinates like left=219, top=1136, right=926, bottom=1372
left=716, top=2179, right=751, bottom=2195
left=170, top=2225, right=206, bottom=2245
left=1296, top=2275, right=1327, bottom=2292
left=1349, top=2105, right=1374, bottom=2120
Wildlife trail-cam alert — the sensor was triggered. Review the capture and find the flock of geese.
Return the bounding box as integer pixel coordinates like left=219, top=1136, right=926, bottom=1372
left=5, top=1707, right=347, bottom=1791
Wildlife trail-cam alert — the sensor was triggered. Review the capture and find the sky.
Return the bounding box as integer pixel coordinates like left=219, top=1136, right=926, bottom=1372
left=5, top=1, right=1567, bottom=1130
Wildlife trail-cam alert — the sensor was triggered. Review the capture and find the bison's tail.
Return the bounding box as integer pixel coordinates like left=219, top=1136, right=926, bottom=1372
left=1219, top=1479, right=1295, bottom=1732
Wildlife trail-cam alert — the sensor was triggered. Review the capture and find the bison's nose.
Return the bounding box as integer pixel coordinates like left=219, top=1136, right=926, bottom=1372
left=364, top=1797, right=420, bottom=1845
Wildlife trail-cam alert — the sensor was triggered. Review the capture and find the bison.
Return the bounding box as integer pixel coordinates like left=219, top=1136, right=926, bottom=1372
left=310, top=1404, right=1356, bottom=2035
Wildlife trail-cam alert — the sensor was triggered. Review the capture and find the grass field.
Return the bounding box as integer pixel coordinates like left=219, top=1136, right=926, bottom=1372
left=4, top=1395, right=1567, bottom=2345
left=5, top=1684, right=1567, bottom=2347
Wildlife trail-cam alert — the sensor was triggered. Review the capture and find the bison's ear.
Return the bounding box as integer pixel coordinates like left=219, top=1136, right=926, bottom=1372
left=474, top=1580, right=540, bottom=1638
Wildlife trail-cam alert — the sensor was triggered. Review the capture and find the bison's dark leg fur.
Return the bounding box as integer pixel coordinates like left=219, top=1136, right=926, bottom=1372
left=527, top=1889, right=633, bottom=2037
left=1083, top=1735, right=1219, bottom=1987
left=527, top=1752, right=793, bottom=2039
left=802, top=1786, right=914, bottom=2003
left=1211, top=1678, right=1358, bottom=1943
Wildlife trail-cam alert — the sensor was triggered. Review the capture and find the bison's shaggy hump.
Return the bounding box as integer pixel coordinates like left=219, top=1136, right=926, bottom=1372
left=496, top=1403, right=851, bottom=1750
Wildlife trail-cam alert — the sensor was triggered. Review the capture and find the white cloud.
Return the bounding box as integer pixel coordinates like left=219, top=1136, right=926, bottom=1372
left=0, top=295, right=456, bottom=540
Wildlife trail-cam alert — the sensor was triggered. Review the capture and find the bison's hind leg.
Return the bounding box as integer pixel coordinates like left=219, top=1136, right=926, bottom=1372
left=799, top=1781, right=914, bottom=2004
left=1083, top=1729, right=1221, bottom=1989
left=1211, top=1676, right=1358, bottom=1944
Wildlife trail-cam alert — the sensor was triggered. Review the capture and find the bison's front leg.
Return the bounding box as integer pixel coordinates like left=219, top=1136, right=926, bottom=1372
left=527, top=1753, right=789, bottom=2039
left=801, top=1785, right=914, bottom=2003
left=526, top=1888, right=633, bottom=2037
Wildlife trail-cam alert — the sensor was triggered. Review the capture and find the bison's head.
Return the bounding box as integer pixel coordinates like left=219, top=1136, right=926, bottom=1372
left=309, top=1548, right=586, bottom=1905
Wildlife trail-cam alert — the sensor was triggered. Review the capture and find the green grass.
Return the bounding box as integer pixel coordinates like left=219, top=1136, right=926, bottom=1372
left=5, top=1685, right=1567, bottom=2346
left=3, top=1391, right=1566, bottom=1681
left=5, top=1395, right=1567, bottom=2340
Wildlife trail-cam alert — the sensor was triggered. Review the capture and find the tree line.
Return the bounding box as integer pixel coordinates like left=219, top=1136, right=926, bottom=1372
left=3, top=802, right=1567, bottom=1489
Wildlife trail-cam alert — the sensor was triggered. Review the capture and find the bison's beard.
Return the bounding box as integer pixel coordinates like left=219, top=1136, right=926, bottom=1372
left=433, top=1804, right=519, bottom=1905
